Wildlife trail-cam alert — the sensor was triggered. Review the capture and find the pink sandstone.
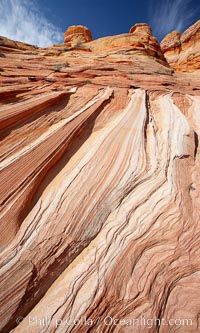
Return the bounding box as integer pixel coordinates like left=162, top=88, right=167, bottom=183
left=0, top=22, right=199, bottom=333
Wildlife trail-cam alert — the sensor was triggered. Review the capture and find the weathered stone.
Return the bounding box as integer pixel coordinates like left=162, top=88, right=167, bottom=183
left=64, top=25, right=92, bottom=46
left=161, top=20, right=200, bottom=71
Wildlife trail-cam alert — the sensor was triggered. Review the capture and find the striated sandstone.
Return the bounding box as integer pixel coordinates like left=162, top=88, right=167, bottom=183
left=0, top=22, right=200, bottom=333
left=0, top=35, right=38, bottom=51
left=86, top=24, right=164, bottom=61
left=161, top=20, right=200, bottom=71
left=64, top=25, right=92, bottom=46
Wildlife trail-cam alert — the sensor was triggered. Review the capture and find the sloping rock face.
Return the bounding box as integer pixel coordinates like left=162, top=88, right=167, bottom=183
left=0, top=36, right=39, bottom=51
left=0, top=22, right=200, bottom=333
left=161, top=20, right=200, bottom=71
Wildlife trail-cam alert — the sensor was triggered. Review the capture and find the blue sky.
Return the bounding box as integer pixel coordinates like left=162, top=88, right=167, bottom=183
left=0, top=0, right=199, bottom=46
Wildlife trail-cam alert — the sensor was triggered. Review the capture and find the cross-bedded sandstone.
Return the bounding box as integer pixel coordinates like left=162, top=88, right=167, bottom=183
left=0, top=22, right=200, bottom=333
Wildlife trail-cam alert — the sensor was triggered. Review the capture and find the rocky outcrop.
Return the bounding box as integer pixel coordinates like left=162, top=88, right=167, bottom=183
left=161, top=20, right=200, bottom=71
left=85, top=23, right=165, bottom=63
left=64, top=25, right=92, bottom=46
left=0, top=36, right=38, bottom=50
left=129, top=22, right=152, bottom=35
left=0, top=22, right=200, bottom=333
left=160, top=30, right=181, bottom=52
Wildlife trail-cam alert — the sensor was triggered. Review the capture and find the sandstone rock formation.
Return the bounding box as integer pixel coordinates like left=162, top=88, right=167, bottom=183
left=160, top=30, right=181, bottom=52
left=0, top=36, right=38, bottom=51
left=0, top=21, right=200, bottom=333
left=161, top=20, right=200, bottom=71
left=64, top=25, right=92, bottom=46
left=129, top=22, right=152, bottom=35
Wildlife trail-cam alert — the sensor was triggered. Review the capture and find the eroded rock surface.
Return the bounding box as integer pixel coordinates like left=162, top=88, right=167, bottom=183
left=161, top=20, right=200, bottom=71
left=0, top=22, right=200, bottom=333
left=64, top=25, right=93, bottom=46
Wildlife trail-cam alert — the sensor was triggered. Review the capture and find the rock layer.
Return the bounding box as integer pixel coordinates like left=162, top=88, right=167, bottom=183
left=0, top=21, right=200, bottom=333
